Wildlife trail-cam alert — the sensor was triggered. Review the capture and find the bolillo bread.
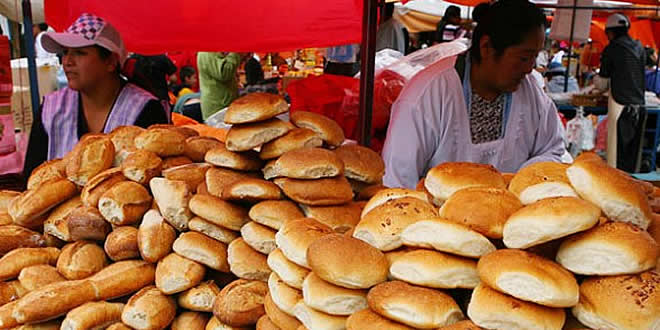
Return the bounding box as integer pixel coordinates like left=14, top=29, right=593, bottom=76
left=172, top=311, right=209, bottom=330
left=161, top=155, right=193, bottom=170
left=390, top=249, right=480, bottom=289
left=508, top=162, right=577, bottom=205
left=98, top=181, right=152, bottom=226
left=80, top=168, right=127, bottom=207
left=333, top=144, right=385, bottom=184
left=0, top=225, right=46, bottom=256
left=267, top=248, right=310, bottom=290
left=13, top=279, right=99, bottom=324
left=109, top=125, right=144, bottom=154
left=224, top=92, right=288, bottom=124
left=0, top=247, right=60, bottom=281
left=299, top=202, right=362, bottom=234
left=65, top=134, right=115, bottom=186
left=301, top=272, right=367, bottom=316
left=188, top=216, right=241, bottom=244
left=222, top=178, right=283, bottom=203
left=292, top=301, right=347, bottom=330
left=120, top=150, right=162, bottom=185
left=26, top=159, right=66, bottom=191
left=227, top=238, right=271, bottom=281
left=137, top=209, right=176, bottom=263
left=264, top=291, right=302, bottom=330
left=177, top=280, right=221, bottom=312
left=360, top=188, right=429, bottom=218
left=57, top=241, right=108, bottom=280
left=263, top=147, right=344, bottom=180
left=205, top=143, right=263, bottom=171
left=0, top=280, right=28, bottom=306
left=9, top=178, right=77, bottom=228
left=240, top=221, right=277, bottom=254
left=134, top=128, right=186, bottom=157
left=275, top=218, right=334, bottom=268
left=184, top=135, right=223, bottom=162
left=18, top=264, right=65, bottom=291
left=260, top=128, right=323, bottom=160
left=42, top=196, right=83, bottom=242
left=104, top=226, right=140, bottom=262
left=225, top=118, right=293, bottom=152
left=66, top=205, right=112, bottom=241
left=155, top=253, right=206, bottom=295
left=150, top=177, right=194, bottom=231
left=268, top=272, right=303, bottom=316
left=162, top=162, right=212, bottom=192
left=205, top=167, right=259, bottom=198
left=61, top=301, right=124, bottom=330
left=189, top=194, right=250, bottom=231
left=274, top=176, right=354, bottom=206
left=213, top=279, right=268, bottom=327
left=121, top=286, right=176, bottom=330
left=249, top=200, right=304, bottom=231
left=88, top=260, right=156, bottom=300
left=346, top=308, right=415, bottom=330
left=173, top=232, right=230, bottom=272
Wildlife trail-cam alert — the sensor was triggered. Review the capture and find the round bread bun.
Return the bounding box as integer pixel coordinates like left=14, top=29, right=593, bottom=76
left=290, top=111, right=345, bottom=147
left=263, top=147, right=344, bottom=180
left=367, top=280, right=464, bottom=328
left=268, top=272, right=303, bottom=316
left=222, top=178, right=283, bottom=203
left=121, top=285, right=176, bottom=330
left=274, top=218, right=334, bottom=268
left=177, top=280, right=221, bottom=312
left=307, top=234, right=388, bottom=289
left=188, top=216, right=240, bottom=244
left=437, top=320, right=484, bottom=330
left=503, top=197, right=601, bottom=249
left=264, top=291, right=303, bottom=330
left=98, top=181, right=152, bottom=226
left=161, top=155, right=193, bottom=170
left=162, top=163, right=212, bottom=192
left=424, top=162, right=506, bottom=206
left=226, top=118, right=293, bottom=152
left=390, top=249, right=479, bottom=289
left=120, top=150, right=162, bottom=185
left=225, top=92, right=288, bottom=124
left=353, top=197, right=437, bottom=252
left=256, top=315, right=280, bottom=330
left=260, top=128, right=323, bottom=160
left=81, top=168, right=127, bottom=207
left=213, top=279, right=268, bottom=327
left=27, top=159, right=66, bottom=190
left=571, top=271, right=659, bottom=330
left=9, top=178, right=78, bottom=228
left=104, top=226, right=140, bottom=261
left=184, top=136, right=223, bottom=162
left=360, top=188, right=429, bottom=218
left=346, top=308, right=415, bottom=330
left=508, top=162, right=577, bottom=205
left=206, top=167, right=259, bottom=198
left=57, top=241, right=108, bottom=280
left=299, top=202, right=362, bottom=234
left=205, top=144, right=263, bottom=171
left=292, top=301, right=347, bottom=330
left=135, top=128, right=186, bottom=157
left=273, top=176, right=354, bottom=206
left=155, top=253, right=206, bottom=295
left=467, top=283, right=566, bottom=330
left=302, top=272, right=367, bottom=316
left=556, top=221, right=659, bottom=275
left=567, top=159, right=652, bottom=229
left=65, top=134, right=115, bottom=186
left=173, top=232, right=230, bottom=272
left=438, top=187, right=522, bottom=239
left=478, top=249, right=579, bottom=307
left=249, top=200, right=304, bottom=231
left=227, top=238, right=271, bottom=281
left=172, top=311, right=209, bottom=330
left=333, top=144, right=385, bottom=184
left=267, top=248, right=310, bottom=290
left=189, top=194, right=249, bottom=231
left=241, top=221, right=277, bottom=254
left=400, top=217, right=495, bottom=258
left=205, top=316, right=251, bottom=330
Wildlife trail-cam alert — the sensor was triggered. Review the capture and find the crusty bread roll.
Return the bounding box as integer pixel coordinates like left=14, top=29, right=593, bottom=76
left=356, top=184, right=387, bottom=201
left=88, top=260, right=156, bottom=300
left=360, top=188, right=429, bottom=218
left=173, top=231, right=230, bottom=272
left=66, top=206, right=112, bottom=242
left=178, top=280, right=221, bottom=312
left=121, top=286, right=176, bottom=330
left=240, top=221, right=277, bottom=254
left=567, top=159, right=652, bottom=229
left=264, top=291, right=302, bottom=329
left=9, top=178, right=77, bottom=228
left=307, top=234, right=388, bottom=289
left=137, top=209, right=176, bottom=263
left=213, top=279, right=268, bottom=327
left=18, top=264, right=64, bottom=291
left=206, top=316, right=252, bottom=330
left=275, top=218, right=333, bottom=268
left=57, top=241, right=107, bottom=280
left=120, top=150, right=162, bottom=185
left=508, top=162, right=577, bottom=205
left=26, top=159, right=66, bottom=191
left=0, top=191, right=18, bottom=211
left=189, top=216, right=240, bottom=244
left=390, top=249, right=479, bottom=289
left=105, top=322, right=132, bottom=330
left=65, top=134, right=115, bottom=186
left=0, top=212, right=12, bottom=226
left=424, top=162, right=507, bottom=206
left=163, top=163, right=212, bottom=192
left=438, top=187, right=522, bottom=239
left=367, top=281, right=464, bottom=328
left=184, top=135, right=223, bottom=162
left=0, top=225, right=46, bottom=256
left=148, top=124, right=199, bottom=139
left=13, top=279, right=98, bottom=324
left=197, top=181, right=209, bottom=195
left=249, top=200, right=304, bottom=230
left=189, top=194, right=249, bottom=231
left=104, top=227, right=140, bottom=261
left=150, top=177, right=194, bottom=230
left=299, top=203, right=362, bottom=234
left=353, top=197, right=437, bottom=252
left=556, top=221, right=659, bottom=275
left=134, top=128, right=186, bottom=157
left=226, top=118, right=293, bottom=152
left=61, top=301, right=124, bottom=330
left=274, top=176, right=353, bottom=206
left=503, top=197, right=601, bottom=249
left=161, top=155, right=193, bottom=170
left=256, top=315, right=280, bottom=330
left=98, top=181, right=151, bottom=226
left=205, top=143, right=263, bottom=171
left=222, top=178, right=283, bottom=203
left=467, top=283, right=566, bottom=330
left=334, top=144, right=385, bottom=184
left=109, top=125, right=144, bottom=152
left=260, top=128, right=322, bottom=160
left=172, top=311, right=209, bottom=330
left=268, top=272, right=303, bottom=316
left=292, top=301, right=347, bottom=330
left=437, top=320, right=483, bottom=330
left=400, top=218, right=495, bottom=258
left=0, top=299, right=19, bottom=328
left=155, top=253, right=206, bottom=295
left=267, top=248, right=309, bottom=290
left=81, top=168, right=127, bottom=207
left=206, top=167, right=259, bottom=198
left=0, top=280, right=27, bottom=305
left=12, top=319, right=61, bottom=329
left=225, top=92, right=288, bottom=124
left=290, top=111, right=345, bottom=148
left=0, top=247, right=60, bottom=281
left=302, top=272, right=367, bottom=316
left=227, top=238, right=271, bottom=281
left=346, top=308, right=416, bottom=330
left=42, top=196, right=82, bottom=242
left=263, top=147, right=344, bottom=180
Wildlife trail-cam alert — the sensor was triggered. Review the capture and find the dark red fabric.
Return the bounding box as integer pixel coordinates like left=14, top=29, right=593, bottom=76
left=44, top=0, right=363, bottom=54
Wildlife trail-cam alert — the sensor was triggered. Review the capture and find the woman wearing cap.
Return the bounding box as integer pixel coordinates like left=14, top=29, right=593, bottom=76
left=23, top=13, right=168, bottom=178
left=382, top=0, right=566, bottom=189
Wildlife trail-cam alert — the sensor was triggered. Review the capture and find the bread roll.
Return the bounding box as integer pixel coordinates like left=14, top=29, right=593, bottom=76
left=213, top=279, right=268, bottom=327
left=81, top=168, right=127, bottom=207
left=189, top=216, right=241, bottom=244
left=13, top=279, right=98, bottom=324
left=0, top=247, right=60, bottom=281
left=42, top=195, right=82, bottom=242
left=400, top=218, right=495, bottom=258
left=437, top=320, right=483, bottom=330
left=567, top=159, right=652, bottom=229
left=61, top=301, right=124, bottom=330
left=290, top=111, right=345, bottom=147
left=226, top=118, right=293, bottom=152
left=135, top=128, right=186, bottom=157
left=88, top=260, right=156, bottom=300
left=205, top=143, right=263, bottom=171
left=150, top=177, right=194, bottom=230
left=197, top=181, right=209, bottom=195
left=120, top=150, right=162, bottom=185
left=390, top=249, right=479, bottom=289
left=137, top=209, right=176, bottom=263
left=184, top=135, right=223, bottom=162
left=260, top=128, right=322, bottom=160
left=0, top=212, right=11, bottom=226
left=12, top=319, right=61, bottom=329
left=300, top=202, right=363, bottom=234
left=148, top=124, right=199, bottom=139
left=0, top=300, right=19, bottom=328
left=99, top=181, right=151, bottom=226
left=9, top=178, right=77, bottom=228
left=508, top=162, right=577, bottom=205
left=66, top=206, right=112, bottom=241
left=354, top=197, right=437, bottom=252
left=256, top=315, right=281, bottom=330
left=105, top=322, right=132, bottom=330
left=346, top=308, right=415, bottom=330
left=302, top=272, right=367, bottom=316
left=65, top=134, right=115, bottom=186
left=121, top=286, right=176, bottom=330
left=0, top=225, right=46, bottom=256
left=0, top=191, right=19, bottom=211
left=249, top=200, right=304, bottom=230
left=360, top=188, right=429, bottom=218
left=264, top=292, right=302, bottom=330
left=334, top=144, right=385, bottom=184
left=161, top=155, right=193, bottom=170
left=356, top=184, right=387, bottom=201
left=268, top=272, right=303, bottom=316
left=156, top=253, right=206, bottom=294
left=26, top=159, right=66, bottom=190
left=438, top=187, right=522, bottom=239
left=503, top=197, right=601, bottom=249
left=206, top=167, right=258, bottom=198
left=225, top=92, right=288, bottom=124
left=263, top=147, right=344, bottom=180
left=173, top=232, right=230, bottom=272
left=424, top=162, right=507, bottom=206
left=274, top=176, right=353, bottom=206
left=467, top=283, right=566, bottom=330
left=307, top=234, right=387, bottom=289
left=222, top=178, right=283, bottom=203
left=267, top=248, right=309, bottom=290
left=227, top=238, right=271, bottom=281
left=275, top=218, right=333, bottom=268
left=109, top=125, right=144, bottom=152
left=292, top=301, right=347, bottom=330
left=556, top=221, right=659, bottom=275
left=105, top=227, right=140, bottom=261
left=178, top=280, right=221, bottom=312
left=18, top=264, right=65, bottom=291
left=172, top=311, right=209, bottom=330
left=57, top=241, right=107, bottom=280
left=163, top=163, right=212, bottom=191
left=206, top=316, right=252, bottom=330
left=0, top=280, right=27, bottom=305
left=189, top=194, right=249, bottom=231
left=240, top=221, right=277, bottom=254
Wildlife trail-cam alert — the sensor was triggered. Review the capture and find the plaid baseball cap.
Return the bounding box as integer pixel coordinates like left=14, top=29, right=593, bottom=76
left=41, top=13, right=128, bottom=67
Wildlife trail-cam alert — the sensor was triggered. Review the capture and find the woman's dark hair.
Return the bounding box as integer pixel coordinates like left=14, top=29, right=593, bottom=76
left=180, top=66, right=196, bottom=83
left=469, top=0, right=547, bottom=62
left=443, top=5, right=461, bottom=21
left=472, top=2, right=489, bottom=24
left=94, top=45, right=121, bottom=74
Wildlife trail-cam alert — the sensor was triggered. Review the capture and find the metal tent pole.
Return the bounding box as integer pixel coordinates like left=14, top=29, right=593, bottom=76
left=22, top=0, right=40, bottom=119
left=358, top=0, right=379, bottom=147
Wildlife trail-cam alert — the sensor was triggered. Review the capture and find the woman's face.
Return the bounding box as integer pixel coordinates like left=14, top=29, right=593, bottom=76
left=62, top=46, right=116, bottom=91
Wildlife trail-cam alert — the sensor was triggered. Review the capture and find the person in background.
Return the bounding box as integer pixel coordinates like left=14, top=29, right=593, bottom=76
left=376, top=3, right=408, bottom=54
left=24, top=13, right=168, bottom=178
left=197, top=52, right=242, bottom=120
left=245, top=53, right=264, bottom=86
left=325, top=44, right=360, bottom=77
left=435, top=6, right=466, bottom=44
left=173, top=65, right=197, bottom=98
left=123, top=54, right=177, bottom=113
left=33, top=23, right=53, bottom=59
left=545, top=62, right=579, bottom=93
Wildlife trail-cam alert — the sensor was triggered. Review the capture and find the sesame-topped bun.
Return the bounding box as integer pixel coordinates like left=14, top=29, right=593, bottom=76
left=508, top=162, right=577, bottom=205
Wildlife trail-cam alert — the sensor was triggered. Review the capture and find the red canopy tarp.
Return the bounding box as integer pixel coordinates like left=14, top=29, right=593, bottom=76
left=44, top=0, right=363, bottom=54
left=446, top=0, right=660, bottom=6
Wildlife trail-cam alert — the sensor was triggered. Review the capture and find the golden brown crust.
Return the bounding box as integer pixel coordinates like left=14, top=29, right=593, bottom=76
left=104, top=227, right=140, bottom=262
left=508, top=162, right=572, bottom=197
left=149, top=177, right=194, bottom=231
left=424, top=162, right=507, bottom=203
left=205, top=143, right=264, bottom=171
left=256, top=315, right=281, bottom=330
left=177, top=280, right=221, bottom=312
left=225, top=92, right=288, bottom=124
left=81, top=168, right=127, bottom=207
left=120, top=150, right=162, bottom=185
left=222, top=178, right=283, bottom=203
left=188, top=216, right=240, bottom=244
left=162, top=163, right=212, bottom=191
left=299, top=202, right=362, bottom=234
left=0, top=280, right=27, bottom=306
left=225, top=118, right=293, bottom=152
left=137, top=209, right=176, bottom=263
left=9, top=178, right=78, bottom=228
left=334, top=144, right=384, bottom=184
left=346, top=308, right=415, bottom=330
left=184, top=136, right=223, bottom=162
left=109, top=125, right=145, bottom=153
left=65, top=134, right=115, bottom=186
left=290, top=111, right=345, bottom=147
left=155, top=253, right=206, bottom=295
left=0, top=225, right=46, bottom=256
left=121, top=286, right=176, bottom=330
left=275, top=218, right=334, bottom=268
left=227, top=238, right=271, bottom=281
left=249, top=200, right=304, bottom=231
left=213, top=279, right=268, bottom=327
left=88, top=260, right=156, bottom=300
left=172, top=311, right=210, bottom=330
left=57, top=241, right=108, bottom=280
left=13, top=279, right=98, bottom=324
left=43, top=196, right=83, bottom=242
left=61, top=301, right=124, bottom=330
left=147, top=124, right=199, bottom=139
left=0, top=247, right=60, bottom=281
left=18, top=264, right=65, bottom=291
left=98, top=181, right=152, bottom=226
left=172, top=232, right=230, bottom=272
left=66, top=206, right=112, bottom=242
left=27, top=159, right=66, bottom=190
left=135, top=128, right=186, bottom=157
left=189, top=194, right=249, bottom=231
left=264, top=292, right=302, bottom=329
left=206, top=167, right=259, bottom=198
left=274, top=176, right=353, bottom=206
left=264, top=147, right=344, bottom=180
left=161, top=155, right=193, bottom=170
left=260, top=128, right=323, bottom=160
